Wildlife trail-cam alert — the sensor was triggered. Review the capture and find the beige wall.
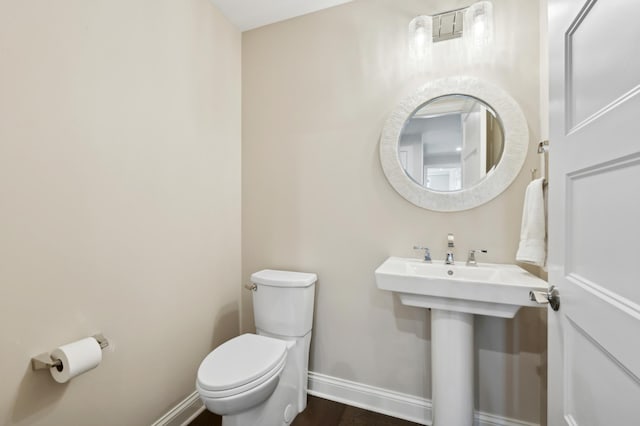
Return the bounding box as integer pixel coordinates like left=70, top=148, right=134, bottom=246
left=242, top=0, right=546, bottom=423
left=0, top=0, right=241, bottom=424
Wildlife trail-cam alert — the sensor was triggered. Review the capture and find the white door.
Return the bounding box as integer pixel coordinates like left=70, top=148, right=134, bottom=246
left=548, top=0, right=640, bottom=425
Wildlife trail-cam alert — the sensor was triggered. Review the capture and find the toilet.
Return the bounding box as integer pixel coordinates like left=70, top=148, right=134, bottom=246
left=196, top=269, right=317, bottom=426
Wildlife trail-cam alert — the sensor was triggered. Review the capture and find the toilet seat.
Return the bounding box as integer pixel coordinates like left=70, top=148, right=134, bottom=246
left=197, top=334, right=287, bottom=398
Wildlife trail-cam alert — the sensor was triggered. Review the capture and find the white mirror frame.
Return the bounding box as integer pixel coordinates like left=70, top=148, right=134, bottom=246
left=380, top=76, right=529, bottom=212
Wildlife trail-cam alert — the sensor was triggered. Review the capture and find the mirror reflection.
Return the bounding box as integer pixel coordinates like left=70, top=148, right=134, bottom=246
left=398, top=95, right=504, bottom=192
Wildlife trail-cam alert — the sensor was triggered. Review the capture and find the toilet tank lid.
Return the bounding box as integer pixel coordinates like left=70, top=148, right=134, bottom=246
left=251, top=269, right=317, bottom=288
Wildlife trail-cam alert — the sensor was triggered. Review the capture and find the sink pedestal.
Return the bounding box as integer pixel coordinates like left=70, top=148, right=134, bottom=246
left=431, top=309, right=473, bottom=426
left=375, top=257, right=548, bottom=426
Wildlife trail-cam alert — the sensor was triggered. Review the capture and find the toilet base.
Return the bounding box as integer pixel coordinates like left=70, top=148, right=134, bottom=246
left=221, top=377, right=299, bottom=426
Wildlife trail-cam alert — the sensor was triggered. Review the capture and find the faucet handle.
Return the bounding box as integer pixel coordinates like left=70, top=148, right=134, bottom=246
left=466, top=249, right=488, bottom=266
left=448, top=233, right=454, bottom=248
left=413, top=246, right=432, bottom=262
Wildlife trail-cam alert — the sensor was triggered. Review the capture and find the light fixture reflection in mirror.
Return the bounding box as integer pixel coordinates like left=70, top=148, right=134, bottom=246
left=398, top=95, right=504, bottom=192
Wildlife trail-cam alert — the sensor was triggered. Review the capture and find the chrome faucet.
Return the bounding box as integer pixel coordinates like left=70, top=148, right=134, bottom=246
left=445, top=251, right=455, bottom=264
left=413, top=246, right=432, bottom=262
left=466, top=249, right=488, bottom=266
left=445, top=233, right=455, bottom=265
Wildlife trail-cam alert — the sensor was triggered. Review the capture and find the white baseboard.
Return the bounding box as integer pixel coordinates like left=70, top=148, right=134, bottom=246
left=151, top=391, right=204, bottom=426
left=152, top=373, right=540, bottom=426
left=307, top=371, right=539, bottom=426
left=307, top=371, right=432, bottom=424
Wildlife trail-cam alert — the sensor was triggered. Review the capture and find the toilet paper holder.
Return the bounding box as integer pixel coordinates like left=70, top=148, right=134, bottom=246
left=31, top=334, right=109, bottom=371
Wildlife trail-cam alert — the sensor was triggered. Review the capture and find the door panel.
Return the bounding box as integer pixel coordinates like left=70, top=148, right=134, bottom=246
left=564, top=318, right=640, bottom=426
left=566, top=157, right=640, bottom=301
left=548, top=0, right=640, bottom=424
left=567, top=0, right=640, bottom=128
left=563, top=274, right=640, bottom=381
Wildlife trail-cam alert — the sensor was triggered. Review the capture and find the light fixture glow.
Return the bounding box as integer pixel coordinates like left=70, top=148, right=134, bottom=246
left=408, top=15, right=433, bottom=64
left=408, top=1, right=494, bottom=66
left=464, top=1, right=494, bottom=53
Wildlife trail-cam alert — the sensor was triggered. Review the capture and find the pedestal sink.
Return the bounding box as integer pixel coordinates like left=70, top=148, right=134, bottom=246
left=375, top=257, right=548, bottom=426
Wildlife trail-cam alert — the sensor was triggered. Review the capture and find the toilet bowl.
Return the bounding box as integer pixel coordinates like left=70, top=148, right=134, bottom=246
left=197, top=334, right=289, bottom=416
left=196, top=269, right=317, bottom=426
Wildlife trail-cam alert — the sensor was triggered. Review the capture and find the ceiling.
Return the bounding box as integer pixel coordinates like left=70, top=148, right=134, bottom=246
left=209, top=0, right=353, bottom=32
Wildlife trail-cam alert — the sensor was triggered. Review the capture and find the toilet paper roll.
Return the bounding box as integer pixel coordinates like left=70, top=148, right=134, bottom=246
left=50, top=337, right=102, bottom=383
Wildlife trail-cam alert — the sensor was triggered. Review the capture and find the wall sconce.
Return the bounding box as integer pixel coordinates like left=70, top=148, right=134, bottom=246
left=464, top=1, right=494, bottom=52
left=408, top=15, right=433, bottom=64
left=408, top=1, right=494, bottom=63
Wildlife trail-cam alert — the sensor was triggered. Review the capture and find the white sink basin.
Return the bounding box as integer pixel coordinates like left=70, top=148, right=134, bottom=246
left=375, top=256, right=548, bottom=318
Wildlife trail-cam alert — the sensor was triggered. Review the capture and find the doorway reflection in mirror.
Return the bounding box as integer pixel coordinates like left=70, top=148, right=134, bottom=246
left=398, top=94, right=504, bottom=192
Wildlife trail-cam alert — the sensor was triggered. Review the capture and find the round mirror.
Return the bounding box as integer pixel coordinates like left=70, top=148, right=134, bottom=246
left=380, top=77, right=528, bottom=211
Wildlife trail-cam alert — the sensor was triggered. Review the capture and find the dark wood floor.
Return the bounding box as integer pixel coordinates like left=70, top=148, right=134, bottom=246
left=189, top=395, right=421, bottom=426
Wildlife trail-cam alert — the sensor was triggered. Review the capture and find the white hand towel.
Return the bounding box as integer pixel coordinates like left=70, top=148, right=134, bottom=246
left=516, top=178, right=546, bottom=267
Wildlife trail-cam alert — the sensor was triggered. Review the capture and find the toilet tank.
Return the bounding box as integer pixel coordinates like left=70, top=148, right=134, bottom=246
left=251, top=269, right=317, bottom=337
